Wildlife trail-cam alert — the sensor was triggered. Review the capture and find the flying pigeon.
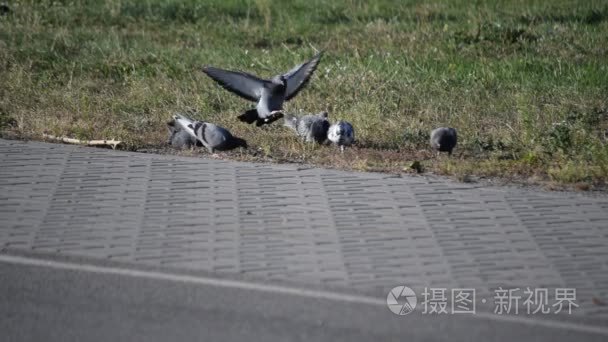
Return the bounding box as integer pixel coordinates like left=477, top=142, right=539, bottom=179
left=173, top=114, right=247, bottom=153
left=328, top=121, right=355, bottom=152
left=284, top=111, right=330, bottom=143
left=166, top=119, right=198, bottom=149
left=202, top=52, right=322, bottom=127
left=430, top=127, right=457, bottom=155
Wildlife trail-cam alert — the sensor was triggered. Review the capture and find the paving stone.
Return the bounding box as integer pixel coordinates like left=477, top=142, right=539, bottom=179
left=1, top=139, right=608, bottom=321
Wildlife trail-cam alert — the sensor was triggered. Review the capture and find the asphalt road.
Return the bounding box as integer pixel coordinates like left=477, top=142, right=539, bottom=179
left=1, top=257, right=606, bottom=342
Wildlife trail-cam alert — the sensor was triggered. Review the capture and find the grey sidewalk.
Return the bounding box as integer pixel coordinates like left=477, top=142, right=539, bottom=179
left=1, top=138, right=607, bottom=323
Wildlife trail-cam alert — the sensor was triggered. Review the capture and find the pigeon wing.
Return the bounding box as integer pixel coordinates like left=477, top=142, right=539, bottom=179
left=202, top=67, right=266, bottom=102
left=282, top=52, right=322, bottom=101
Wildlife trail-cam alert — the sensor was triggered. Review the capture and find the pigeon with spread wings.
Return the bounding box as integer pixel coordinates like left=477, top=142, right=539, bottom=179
left=202, top=52, right=322, bottom=127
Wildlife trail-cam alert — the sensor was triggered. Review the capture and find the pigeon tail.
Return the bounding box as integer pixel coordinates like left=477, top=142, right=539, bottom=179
left=430, top=127, right=457, bottom=155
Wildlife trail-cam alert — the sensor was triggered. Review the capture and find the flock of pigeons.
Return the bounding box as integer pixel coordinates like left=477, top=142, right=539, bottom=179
left=166, top=52, right=457, bottom=156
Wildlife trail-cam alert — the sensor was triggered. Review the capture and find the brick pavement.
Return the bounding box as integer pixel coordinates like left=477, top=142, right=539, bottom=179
left=1, top=139, right=607, bottom=321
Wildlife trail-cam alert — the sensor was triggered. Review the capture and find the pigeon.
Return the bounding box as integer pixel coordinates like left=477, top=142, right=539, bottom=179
left=166, top=119, right=198, bottom=149
left=430, top=127, right=457, bottom=155
left=284, top=111, right=330, bottom=143
left=202, top=52, right=322, bottom=127
left=328, top=121, right=355, bottom=152
left=173, top=114, right=247, bottom=153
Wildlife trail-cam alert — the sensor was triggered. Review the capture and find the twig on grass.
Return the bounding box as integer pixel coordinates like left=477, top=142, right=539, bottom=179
left=43, top=133, right=122, bottom=149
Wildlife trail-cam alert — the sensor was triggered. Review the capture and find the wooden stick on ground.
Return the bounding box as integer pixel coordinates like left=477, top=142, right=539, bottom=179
left=43, top=133, right=122, bottom=150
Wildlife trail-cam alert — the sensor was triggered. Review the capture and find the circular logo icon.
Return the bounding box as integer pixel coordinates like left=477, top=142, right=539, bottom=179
left=387, top=286, right=417, bottom=315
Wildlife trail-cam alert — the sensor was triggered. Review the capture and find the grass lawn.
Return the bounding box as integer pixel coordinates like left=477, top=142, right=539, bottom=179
left=1, top=0, right=607, bottom=189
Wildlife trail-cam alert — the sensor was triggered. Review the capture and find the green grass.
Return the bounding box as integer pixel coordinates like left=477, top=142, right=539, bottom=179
left=1, top=0, right=607, bottom=188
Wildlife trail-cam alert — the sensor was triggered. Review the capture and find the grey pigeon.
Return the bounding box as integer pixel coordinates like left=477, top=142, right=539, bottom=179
left=430, top=127, right=457, bottom=155
left=166, top=119, right=198, bottom=149
left=284, top=111, right=330, bottom=143
left=173, top=114, right=247, bottom=153
left=202, top=52, right=322, bottom=127
left=328, top=121, right=355, bottom=152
